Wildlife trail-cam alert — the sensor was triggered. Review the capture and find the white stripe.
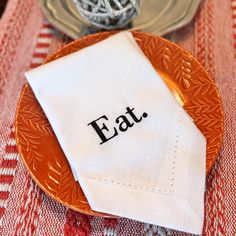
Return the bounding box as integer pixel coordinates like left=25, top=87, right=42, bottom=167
left=0, top=168, right=17, bottom=176
left=15, top=180, right=36, bottom=234
left=31, top=57, right=44, bottom=64
left=40, top=27, right=53, bottom=35
left=34, top=47, right=49, bottom=54
left=2, top=153, right=19, bottom=161
left=36, top=37, right=51, bottom=44
left=0, top=183, right=11, bottom=192
left=7, top=138, right=16, bottom=146
left=232, top=1, right=236, bottom=7
left=233, top=9, right=236, bottom=15
left=23, top=183, right=41, bottom=233
left=0, top=200, right=8, bottom=209
left=104, top=227, right=117, bottom=236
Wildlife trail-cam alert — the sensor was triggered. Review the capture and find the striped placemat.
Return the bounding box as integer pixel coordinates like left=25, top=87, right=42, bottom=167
left=0, top=0, right=235, bottom=235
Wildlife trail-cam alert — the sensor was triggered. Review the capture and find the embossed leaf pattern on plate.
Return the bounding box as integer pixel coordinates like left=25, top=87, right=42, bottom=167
left=15, top=31, right=224, bottom=217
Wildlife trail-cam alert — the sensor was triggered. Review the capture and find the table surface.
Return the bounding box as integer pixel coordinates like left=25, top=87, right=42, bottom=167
left=0, top=0, right=235, bottom=235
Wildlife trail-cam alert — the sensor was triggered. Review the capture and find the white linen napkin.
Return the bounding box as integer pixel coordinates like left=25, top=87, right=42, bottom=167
left=25, top=32, right=206, bottom=234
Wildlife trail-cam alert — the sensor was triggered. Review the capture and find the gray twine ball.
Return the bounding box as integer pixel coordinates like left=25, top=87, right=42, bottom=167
left=73, top=0, right=141, bottom=30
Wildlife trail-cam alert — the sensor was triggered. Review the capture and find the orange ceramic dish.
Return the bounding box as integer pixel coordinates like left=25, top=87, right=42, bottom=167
left=15, top=31, right=224, bottom=217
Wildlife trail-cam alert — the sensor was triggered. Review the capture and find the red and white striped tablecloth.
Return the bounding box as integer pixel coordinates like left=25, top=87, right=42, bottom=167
left=0, top=0, right=235, bottom=235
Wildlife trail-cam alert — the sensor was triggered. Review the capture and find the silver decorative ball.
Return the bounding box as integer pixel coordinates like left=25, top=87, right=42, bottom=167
left=73, top=0, right=141, bottom=30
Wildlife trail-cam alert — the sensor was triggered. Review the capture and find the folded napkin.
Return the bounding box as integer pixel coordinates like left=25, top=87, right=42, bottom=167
left=25, top=32, right=206, bottom=234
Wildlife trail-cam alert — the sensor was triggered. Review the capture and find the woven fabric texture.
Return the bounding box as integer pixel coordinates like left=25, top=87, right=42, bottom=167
left=0, top=0, right=235, bottom=235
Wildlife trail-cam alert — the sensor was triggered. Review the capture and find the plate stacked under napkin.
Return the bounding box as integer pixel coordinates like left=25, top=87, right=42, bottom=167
left=25, top=32, right=206, bottom=235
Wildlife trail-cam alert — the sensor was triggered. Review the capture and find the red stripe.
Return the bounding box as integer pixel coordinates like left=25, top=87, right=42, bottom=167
left=36, top=42, right=50, bottom=48
left=0, top=160, right=18, bottom=168
left=30, top=63, right=41, bottom=68
left=5, top=145, right=18, bottom=153
left=33, top=52, right=48, bottom=58
left=38, top=33, right=52, bottom=38
left=0, top=191, right=10, bottom=200
left=43, top=23, right=53, bottom=28
left=9, top=131, right=15, bottom=139
left=104, top=218, right=118, bottom=228
left=0, top=208, right=5, bottom=218
left=64, top=209, right=91, bottom=235
left=14, top=179, right=43, bottom=235
left=0, top=175, right=14, bottom=184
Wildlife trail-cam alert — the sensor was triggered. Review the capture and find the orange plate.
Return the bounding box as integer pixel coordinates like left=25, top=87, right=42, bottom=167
left=15, top=31, right=224, bottom=217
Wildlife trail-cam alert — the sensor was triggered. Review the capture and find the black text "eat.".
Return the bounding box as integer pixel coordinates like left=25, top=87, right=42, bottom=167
left=88, top=107, right=148, bottom=145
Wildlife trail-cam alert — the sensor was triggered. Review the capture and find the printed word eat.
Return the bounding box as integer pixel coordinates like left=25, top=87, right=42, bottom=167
left=88, top=107, right=148, bottom=145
